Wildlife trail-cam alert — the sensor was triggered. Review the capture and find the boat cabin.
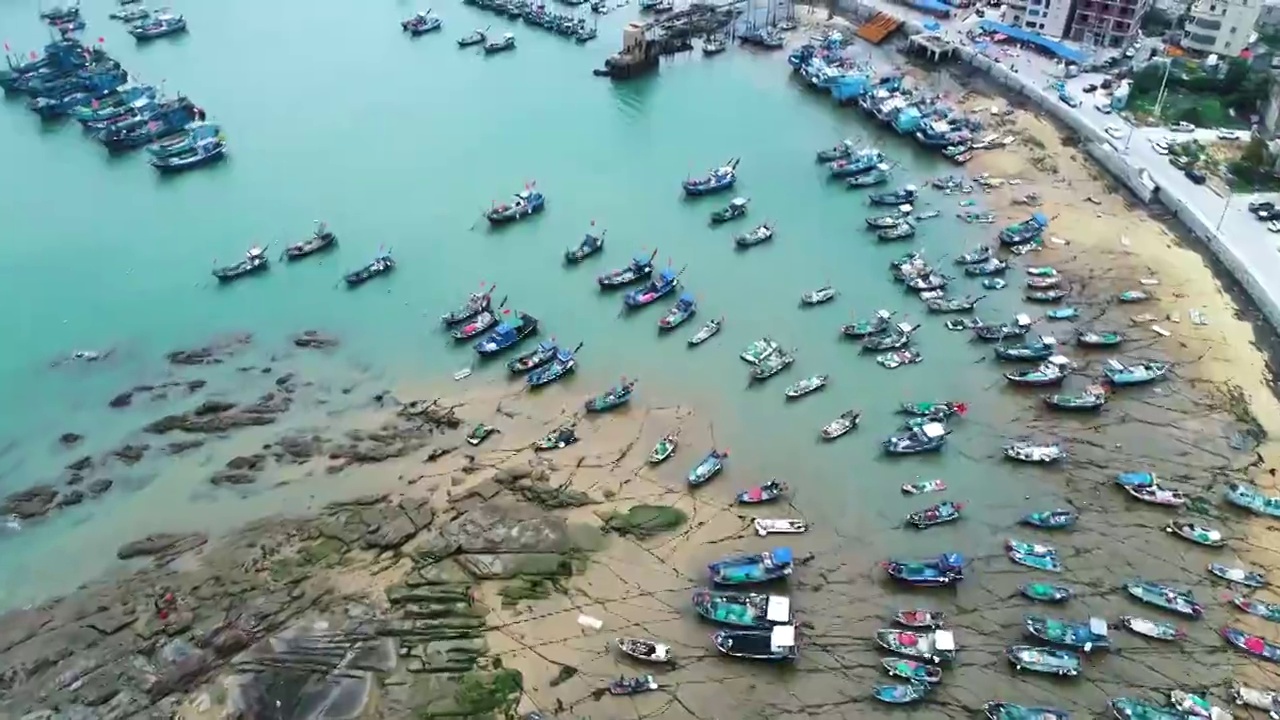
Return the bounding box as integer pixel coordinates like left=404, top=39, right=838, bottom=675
left=762, top=547, right=793, bottom=568
left=933, top=629, right=956, bottom=653
left=894, top=321, right=916, bottom=335
left=1046, top=355, right=1071, bottom=367
left=898, top=203, right=914, bottom=213
left=1039, top=335, right=1057, bottom=345
left=729, top=197, right=748, bottom=209
left=1014, top=313, right=1032, bottom=327
left=920, top=422, right=946, bottom=440
left=766, top=595, right=792, bottom=623
left=1088, top=617, right=1108, bottom=639
left=247, top=246, right=265, bottom=258
left=874, top=309, right=892, bottom=319
left=770, top=624, right=796, bottom=653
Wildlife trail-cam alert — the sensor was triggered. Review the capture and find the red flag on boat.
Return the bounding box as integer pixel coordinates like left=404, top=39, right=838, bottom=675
left=502, top=308, right=510, bottom=314
left=91, top=99, right=98, bottom=108
left=3, top=42, right=10, bottom=52
left=955, top=402, right=968, bottom=415
left=97, top=36, right=104, bottom=43
left=29, top=50, right=37, bottom=59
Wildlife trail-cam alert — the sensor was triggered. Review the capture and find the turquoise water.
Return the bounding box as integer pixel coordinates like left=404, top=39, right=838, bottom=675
left=0, top=0, right=1053, bottom=606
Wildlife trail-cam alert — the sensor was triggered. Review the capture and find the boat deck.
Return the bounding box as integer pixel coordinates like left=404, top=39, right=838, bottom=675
left=855, top=12, right=902, bottom=45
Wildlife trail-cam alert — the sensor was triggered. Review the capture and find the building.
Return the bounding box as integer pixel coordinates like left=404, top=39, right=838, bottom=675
left=1069, top=0, right=1151, bottom=48
left=1257, top=0, right=1280, bottom=29
left=1000, top=0, right=1078, bottom=38
left=1181, top=0, right=1261, bottom=54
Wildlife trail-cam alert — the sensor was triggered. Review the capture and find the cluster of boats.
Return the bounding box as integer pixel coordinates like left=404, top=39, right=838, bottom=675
left=460, top=0, right=598, bottom=43
left=1, top=31, right=224, bottom=172
left=210, top=223, right=402, bottom=288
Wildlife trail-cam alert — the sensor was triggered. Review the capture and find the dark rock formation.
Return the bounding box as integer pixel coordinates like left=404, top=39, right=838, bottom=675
left=165, top=440, right=205, bottom=455
left=144, top=393, right=291, bottom=435
left=67, top=455, right=93, bottom=472
left=108, top=391, right=134, bottom=408
left=57, top=489, right=85, bottom=507
left=1, top=485, right=59, bottom=518
left=87, top=478, right=113, bottom=496
left=164, top=333, right=251, bottom=365
left=113, top=444, right=148, bottom=465
left=116, top=532, right=207, bottom=560
left=291, top=330, right=340, bottom=350
left=59, top=432, right=83, bottom=447
left=273, top=434, right=322, bottom=463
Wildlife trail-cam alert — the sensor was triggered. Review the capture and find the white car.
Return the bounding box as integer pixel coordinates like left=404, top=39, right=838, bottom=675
left=1152, top=141, right=1170, bottom=155
left=1217, top=129, right=1241, bottom=141
left=1104, top=124, right=1124, bottom=139
left=1172, top=121, right=1196, bottom=132
left=1095, top=100, right=1113, bottom=113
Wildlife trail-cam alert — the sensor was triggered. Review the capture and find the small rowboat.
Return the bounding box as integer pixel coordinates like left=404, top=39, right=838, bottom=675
left=1009, top=550, right=1062, bottom=572
left=1078, top=329, right=1125, bottom=347
left=1045, top=307, right=1078, bottom=320
left=1005, top=645, right=1081, bottom=676
left=955, top=246, right=992, bottom=264
left=1006, top=539, right=1056, bottom=558
left=984, top=702, right=1069, bottom=720
left=533, top=425, right=577, bottom=451
left=648, top=432, right=678, bottom=464
left=585, top=380, right=636, bottom=412
left=753, top=518, right=808, bottom=536
left=465, top=423, right=499, bottom=446
left=1020, top=509, right=1077, bottom=529
left=282, top=222, right=337, bottom=260
left=881, top=658, right=942, bottom=683
left=1044, top=386, right=1107, bottom=411
left=507, top=341, right=558, bottom=374
left=565, top=230, right=605, bottom=263
left=895, top=609, right=945, bottom=628
left=874, top=629, right=956, bottom=663
left=1020, top=583, right=1072, bottom=603
left=1208, top=563, right=1266, bottom=588
left=615, top=638, right=672, bottom=663
left=1119, top=615, right=1184, bottom=641
left=784, top=374, right=827, bottom=399
left=901, top=479, right=946, bottom=495
left=906, top=501, right=964, bottom=529
left=1166, top=520, right=1226, bottom=548
left=1025, top=288, right=1069, bottom=303
left=873, top=682, right=931, bottom=704
left=1126, top=581, right=1203, bottom=618
left=878, top=348, right=922, bottom=369
left=1230, top=595, right=1280, bottom=622
left=1126, top=485, right=1186, bottom=506
left=688, top=318, right=722, bottom=346
left=1026, top=275, right=1061, bottom=289
left=736, top=480, right=788, bottom=504
left=1222, top=626, right=1280, bottom=662
left=608, top=675, right=659, bottom=695
left=820, top=410, right=859, bottom=440
left=688, top=449, right=727, bottom=486
left=1003, top=442, right=1065, bottom=463
left=801, top=285, right=837, bottom=305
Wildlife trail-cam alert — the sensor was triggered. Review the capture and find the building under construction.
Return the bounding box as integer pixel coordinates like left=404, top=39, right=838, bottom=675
left=597, top=2, right=740, bottom=79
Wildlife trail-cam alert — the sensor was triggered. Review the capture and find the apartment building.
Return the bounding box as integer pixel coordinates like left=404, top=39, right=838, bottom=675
left=1001, top=0, right=1078, bottom=37
left=1261, top=0, right=1280, bottom=29
left=1068, top=0, right=1151, bottom=48
left=1181, top=0, right=1261, bottom=54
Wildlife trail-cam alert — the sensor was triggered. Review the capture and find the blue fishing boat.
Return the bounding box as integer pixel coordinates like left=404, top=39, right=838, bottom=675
left=565, top=229, right=604, bottom=263
left=146, top=121, right=221, bottom=158
left=526, top=344, right=579, bottom=387
left=1103, top=359, right=1169, bottom=386
left=473, top=312, right=538, bottom=355
left=1224, top=482, right=1280, bottom=517
left=1005, top=646, right=1081, bottom=677
left=880, top=553, right=964, bottom=587
left=999, top=212, right=1049, bottom=246
left=149, top=137, right=227, bottom=173
left=868, top=185, right=918, bottom=206
left=883, top=422, right=947, bottom=455
left=623, top=268, right=680, bottom=308
left=994, top=341, right=1054, bottom=362
left=507, top=340, right=560, bottom=374
left=1021, top=509, right=1077, bottom=529
left=983, top=702, right=1070, bottom=720
left=68, top=84, right=155, bottom=122
left=1116, top=471, right=1157, bottom=488
left=828, top=148, right=884, bottom=178
left=711, top=625, right=797, bottom=661
left=1025, top=616, right=1109, bottom=650
left=1110, top=698, right=1184, bottom=720
left=598, top=250, right=656, bottom=288
left=1009, top=550, right=1062, bottom=572
left=486, top=188, right=545, bottom=224
left=27, top=63, right=126, bottom=101
left=1020, top=583, right=1072, bottom=603
left=98, top=97, right=199, bottom=151
left=692, top=589, right=791, bottom=628
left=584, top=379, right=635, bottom=412
left=682, top=158, right=738, bottom=196
left=1208, top=562, right=1266, bottom=588
left=658, top=293, right=696, bottom=330
left=1125, top=581, right=1203, bottom=618
left=687, top=449, right=726, bottom=486
left=873, top=682, right=930, bottom=704
left=129, top=11, right=188, bottom=39
left=709, top=547, right=793, bottom=585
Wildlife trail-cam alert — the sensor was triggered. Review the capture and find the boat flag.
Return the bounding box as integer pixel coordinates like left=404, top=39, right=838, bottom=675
left=954, top=402, right=968, bottom=415
left=502, top=308, right=510, bottom=314
left=90, top=99, right=98, bottom=108
left=29, top=50, right=37, bottom=59
left=3, top=42, right=9, bottom=52
left=97, top=36, right=104, bottom=44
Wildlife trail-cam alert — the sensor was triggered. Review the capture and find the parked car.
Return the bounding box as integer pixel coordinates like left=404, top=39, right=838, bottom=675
left=1269, top=219, right=1280, bottom=233
left=1217, top=129, right=1242, bottom=141
left=1104, top=124, right=1125, bottom=139
left=1170, top=155, right=1189, bottom=170
left=1185, top=168, right=1207, bottom=184
left=1249, top=200, right=1275, bottom=214
left=1172, top=121, right=1196, bottom=132
left=1083, top=83, right=1098, bottom=93
left=1152, top=141, right=1170, bottom=155
left=1095, top=100, right=1113, bottom=113
left=1100, top=77, right=1115, bottom=90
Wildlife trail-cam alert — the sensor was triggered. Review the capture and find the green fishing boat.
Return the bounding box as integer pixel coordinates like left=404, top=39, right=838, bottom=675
left=649, top=431, right=679, bottom=464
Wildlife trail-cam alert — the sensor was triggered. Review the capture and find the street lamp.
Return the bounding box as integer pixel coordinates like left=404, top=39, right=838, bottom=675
left=1216, top=191, right=1233, bottom=232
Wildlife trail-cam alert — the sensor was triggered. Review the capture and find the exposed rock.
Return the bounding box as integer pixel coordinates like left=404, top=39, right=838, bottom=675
left=326, top=423, right=433, bottom=470
left=274, top=372, right=295, bottom=388
left=454, top=553, right=573, bottom=580
left=2, top=485, right=59, bottom=518
left=66, top=473, right=84, bottom=486
left=397, top=399, right=463, bottom=429
left=108, top=391, right=134, bottom=409
left=144, top=393, right=290, bottom=435
left=88, top=478, right=114, bottom=496
left=113, top=444, right=148, bottom=465
left=291, top=330, right=340, bottom=350
left=273, top=434, right=321, bottom=462
left=57, top=490, right=85, bottom=507
left=165, top=440, right=205, bottom=455
left=164, top=333, right=251, bottom=365
left=58, top=433, right=83, bottom=447
left=194, top=400, right=235, bottom=416
left=225, top=454, right=266, bottom=471
left=186, top=379, right=207, bottom=393
left=210, top=470, right=257, bottom=486
left=116, top=532, right=207, bottom=560
left=66, top=455, right=93, bottom=472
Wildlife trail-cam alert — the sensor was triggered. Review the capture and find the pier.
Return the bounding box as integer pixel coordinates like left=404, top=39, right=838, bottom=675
left=905, top=32, right=956, bottom=62
left=598, top=1, right=741, bottom=79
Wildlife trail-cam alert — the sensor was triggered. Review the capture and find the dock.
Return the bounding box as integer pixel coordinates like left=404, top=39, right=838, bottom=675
left=597, top=1, right=739, bottom=79
left=905, top=32, right=956, bottom=62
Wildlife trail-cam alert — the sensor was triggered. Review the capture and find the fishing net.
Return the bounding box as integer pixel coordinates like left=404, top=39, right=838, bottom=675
left=599, top=505, right=687, bottom=538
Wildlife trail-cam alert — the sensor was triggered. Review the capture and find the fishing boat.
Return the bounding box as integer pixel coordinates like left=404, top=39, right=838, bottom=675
left=598, top=250, right=657, bottom=288
left=863, top=322, right=918, bottom=351
left=995, top=341, right=1055, bottom=362
left=647, top=431, right=678, bottom=463
left=1125, top=581, right=1203, bottom=618
left=657, top=293, right=697, bottom=330
left=846, top=164, right=891, bottom=188
left=1021, top=509, right=1077, bottom=529
left=1021, top=583, right=1072, bottom=603
left=900, top=401, right=965, bottom=418
left=815, top=139, right=855, bottom=163
left=800, top=285, right=836, bottom=305
left=486, top=188, right=542, bottom=223
left=564, top=229, right=604, bottom=263
left=1110, top=698, right=1185, bottom=720
left=882, top=658, right=942, bottom=684
left=873, top=682, right=931, bottom=704
left=982, top=278, right=1007, bottom=290
left=734, top=223, right=774, bottom=249
left=984, top=703, right=1070, bottom=720
left=692, top=589, right=791, bottom=628
left=925, top=295, right=984, bottom=313
left=1004, top=358, right=1069, bottom=386
left=868, top=185, right=918, bottom=206
left=1224, top=482, right=1280, bottom=517
left=129, top=11, right=187, bottom=39
left=1026, top=275, right=1062, bottom=289
left=740, top=336, right=781, bottom=364
left=1116, top=471, right=1158, bottom=488
left=875, top=629, right=956, bottom=663
left=1025, top=616, right=1109, bottom=651
left=1126, top=485, right=1186, bottom=506
left=1207, top=563, right=1266, bottom=588
left=687, top=449, right=727, bottom=486
left=146, top=122, right=221, bottom=159
left=955, top=246, right=993, bottom=265
left=709, top=197, right=748, bottom=224
left=828, top=148, right=885, bottom=178
left=906, top=501, right=963, bottom=529
left=784, top=374, right=827, bottom=399
left=905, top=273, right=950, bottom=292
left=884, top=422, right=947, bottom=455
left=623, top=268, right=680, bottom=308
left=1166, top=520, right=1226, bottom=548
left=1222, top=627, right=1280, bottom=663
left=1006, top=646, right=1081, bottom=677
left=1231, top=595, right=1280, bottom=622
left=688, top=318, right=722, bottom=346
left=483, top=32, right=516, bottom=52
left=683, top=158, right=738, bottom=196
left=1118, top=290, right=1150, bottom=302
left=1045, top=307, right=1078, bottom=320
left=878, top=348, right=922, bottom=369
left=111, top=5, right=150, bottom=21
left=1233, top=686, right=1280, bottom=716
left=841, top=310, right=892, bottom=338
left=1009, top=550, right=1062, bottom=572
left=736, top=480, right=787, bottom=504
left=1044, top=385, right=1107, bottom=411
left=212, top=246, right=268, bottom=282
left=709, top=547, right=793, bottom=585
left=1170, top=690, right=1233, bottom=719
left=532, top=424, right=577, bottom=451
left=344, top=252, right=395, bottom=287
left=1078, top=330, right=1124, bottom=347
left=465, top=423, right=499, bottom=446
left=450, top=298, right=506, bottom=339
left=977, top=319, right=1032, bottom=341
left=614, top=638, right=671, bottom=663
left=963, top=258, right=1008, bottom=277
left=753, top=518, right=807, bottom=536
left=999, top=212, right=1049, bottom=245
left=440, top=287, right=495, bottom=325
left=1103, top=360, right=1169, bottom=386
left=1003, top=442, right=1065, bottom=463
left=711, top=625, right=797, bottom=661
left=876, top=222, right=915, bottom=241
left=149, top=137, right=227, bottom=173
left=881, top=553, right=965, bottom=587
left=750, top=349, right=794, bottom=381
left=1025, top=288, right=1069, bottom=303
left=282, top=222, right=337, bottom=260
left=584, top=379, right=635, bottom=412
left=866, top=212, right=905, bottom=229
left=70, top=85, right=156, bottom=123
left=819, top=410, right=859, bottom=440
left=457, top=27, right=487, bottom=45
left=402, top=10, right=442, bottom=34
left=902, top=479, right=946, bottom=495
left=895, top=609, right=945, bottom=628
left=1119, top=615, right=1184, bottom=641
left=506, top=340, right=557, bottom=373
left=607, top=675, right=658, bottom=695
left=474, top=312, right=538, bottom=355
left=526, top=344, right=579, bottom=387
left=701, top=34, right=726, bottom=54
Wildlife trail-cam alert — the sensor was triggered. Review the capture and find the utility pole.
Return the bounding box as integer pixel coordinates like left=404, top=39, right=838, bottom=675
left=1216, top=192, right=1233, bottom=232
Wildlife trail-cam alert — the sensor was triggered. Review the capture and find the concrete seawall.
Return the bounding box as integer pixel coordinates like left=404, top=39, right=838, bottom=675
left=831, top=0, right=1280, bottom=329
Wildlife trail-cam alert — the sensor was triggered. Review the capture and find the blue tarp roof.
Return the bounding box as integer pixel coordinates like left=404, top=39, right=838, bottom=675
left=904, top=0, right=952, bottom=15
left=976, top=19, right=1086, bottom=64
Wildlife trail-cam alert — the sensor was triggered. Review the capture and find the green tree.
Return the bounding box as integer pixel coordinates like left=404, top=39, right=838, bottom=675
left=1132, top=62, right=1167, bottom=94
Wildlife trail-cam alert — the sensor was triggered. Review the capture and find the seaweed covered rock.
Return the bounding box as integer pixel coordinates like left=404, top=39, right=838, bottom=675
left=599, top=504, right=688, bottom=538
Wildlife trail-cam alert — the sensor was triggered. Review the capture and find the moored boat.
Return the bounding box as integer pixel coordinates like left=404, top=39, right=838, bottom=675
left=926, top=295, right=984, bottom=313
left=402, top=10, right=443, bottom=34
left=687, top=448, right=727, bottom=486
left=457, top=27, right=488, bottom=45
left=688, top=318, right=722, bottom=346
left=565, top=229, right=604, bottom=263
left=820, top=410, right=859, bottom=440
left=881, top=554, right=964, bottom=587
left=895, top=609, right=945, bottom=628
left=648, top=431, right=678, bottom=464
left=683, top=158, right=738, bottom=196
left=711, top=625, right=797, bottom=661
left=441, top=286, right=495, bottom=325
left=883, top=422, right=947, bottom=455
left=598, top=250, right=657, bottom=288
left=1233, top=685, right=1280, bottom=715
left=740, top=336, right=780, bottom=364
left=129, top=11, right=187, bottom=39
left=1119, top=615, right=1184, bottom=641
left=527, top=344, right=579, bottom=387
left=657, top=293, right=697, bottom=330
left=881, top=658, right=942, bottom=683
left=815, top=138, right=854, bottom=163
left=1044, top=385, right=1107, bottom=410
left=736, top=480, right=787, bottom=504
left=1003, top=442, right=1065, bottom=463
left=995, top=340, right=1055, bottom=362
left=607, top=675, right=658, bottom=695
left=486, top=187, right=543, bottom=223
left=845, top=164, right=891, bottom=187
left=1111, top=698, right=1184, bottom=720
left=507, top=340, right=558, bottom=373
left=282, top=222, right=337, bottom=260
left=584, top=379, right=635, bottom=412
left=876, top=221, right=915, bottom=241
left=1224, top=481, right=1280, bottom=517
left=1005, top=645, right=1080, bottom=677
left=709, top=547, right=793, bottom=585
left=841, top=310, right=892, bottom=338
left=474, top=311, right=538, bottom=355
left=1126, top=484, right=1187, bottom=506
left=906, top=501, right=963, bottom=529
left=1078, top=330, right=1125, bottom=347
left=623, top=268, right=681, bottom=308
left=800, top=285, right=836, bottom=305
left=343, top=251, right=395, bottom=287
left=691, top=589, right=792, bottom=628
left=1020, top=583, right=1072, bottom=603
left=1166, top=520, right=1226, bottom=548
left=1231, top=595, right=1280, bottom=622
left=750, top=349, right=795, bottom=381
left=212, top=246, right=268, bottom=282
left=1024, top=615, right=1109, bottom=650
left=1103, top=359, right=1169, bottom=386
left=901, top=479, right=946, bottom=495
left=146, top=121, right=220, bottom=158
left=465, top=423, right=499, bottom=446
left=873, top=682, right=931, bottom=704
left=709, top=196, right=748, bottom=224
left=1208, top=563, right=1266, bottom=588
left=734, top=223, right=774, bottom=249
left=875, top=628, right=956, bottom=663
left=149, top=137, right=226, bottom=173
left=955, top=246, right=992, bottom=264
left=784, top=374, right=827, bottom=399
left=1125, top=581, right=1203, bottom=618
left=483, top=32, right=516, bottom=53
left=1021, top=509, right=1077, bottom=529
left=868, top=184, right=918, bottom=206
left=450, top=297, right=507, bottom=339
left=1004, top=358, right=1069, bottom=386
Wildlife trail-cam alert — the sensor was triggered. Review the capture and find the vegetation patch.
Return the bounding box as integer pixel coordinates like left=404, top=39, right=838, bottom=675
left=598, top=504, right=688, bottom=538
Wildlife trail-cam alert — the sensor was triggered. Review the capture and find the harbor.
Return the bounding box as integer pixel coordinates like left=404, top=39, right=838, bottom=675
left=0, top=0, right=1278, bottom=717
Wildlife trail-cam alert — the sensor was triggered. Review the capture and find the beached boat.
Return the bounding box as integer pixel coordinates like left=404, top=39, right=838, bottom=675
left=902, top=479, right=946, bottom=495
left=875, top=629, right=955, bottom=663
left=1003, top=442, right=1065, bottom=463
left=564, top=230, right=604, bottom=263
left=212, top=246, right=268, bottom=283
left=740, top=336, right=780, bottom=364
left=1006, top=646, right=1080, bottom=676
left=598, top=250, right=657, bottom=288
left=800, top=285, right=836, bottom=305
left=1166, top=520, right=1226, bottom=548
left=343, top=252, right=395, bottom=287
left=815, top=139, right=855, bottom=163
left=751, top=349, right=794, bottom=381
left=1231, top=595, right=1280, bottom=622
left=1021, top=583, right=1072, bottom=603
left=615, top=638, right=671, bottom=663
left=1044, top=385, right=1107, bottom=411
left=1126, top=581, right=1203, bottom=618
left=955, top=246, right=993, bottom=264
left=532, top=424, right=577, bottom=451
left=964, top=258, right=1008, bottom=277
left=1111, top=698, right=1185, bottom=720
left=868, top=185, right=918, bottom=206
left=906, top=501, right=963, bottom=529
left=710, top=196, right=748, bottom=224
left=648, top=431, right=678, bottom=463
left=877, top=348, right=922, bottom=369
left=1119, top=615, right=1184, bottom=641
left=711, top=625, right=797, bottom=661
left=457, top=27, right=487, bottom=45
left=820, top=410, right=859, bottom=440
left=1005, top=359, right=1069, bottom=386
left=1025, top=616, right=1109, bottom=650
left=110, top=5, right=150, bottom=21
left=402, top=10, right=443, bottom=34
left=884, top=422, right=947, bottom=455
left=1021, top=509, right=1077, bottom=529
left=984, top=703, right=1070, bottom=720
left=683, top=158, right=738, bottom=196
left=687, top=448, right=727, bottom=486
left=657, top=293, right=697, bottom=331
left=1078, top=330, right=1124, bottom=347
left=995, top=341, right=1055, bottom=362
left=692, top=590, right=791, bottom=628
left=974, top=318, right=1032, bottom=341
left=734, top=223, right=774, bottom=249
left=623, top=268, right=681, bottom=308
left=900, top=401, right=965, bottom=418
left=1116, top=471, right=1158, bottom=488
left=784, top=374, right=827, bottom=399
left=1025, top=288, right=1069, bottom=303
left=129, top=11, right=187, bottom=39
left=895, top=609, right=945, bottom=628
left=584, top=380, right=635, bottom=412
left=881, top=553, right=964, bottom=587
left=1118, top=290, right=1150, bottom=302
left=736, top=480, right=787, bottom=504
left=607, top=675, right=658, bottom=695
left=999, top=212, right=1049, bottom=245
left=873, top=682, right=931, bottom=704
left=1126, top=484, right=1186, bottom=506
left=1045, top=307, right=1078, bottom=320
left=1222, top=627, right=1280, bottom=663
left=1170, top=690, right=1233, bottom=719
left=526, top=344, right=579, bottom=387
left=1208, top=563, right=1266, bottom=588
left=483, top=32, right=516, bottom=53
left=882, top=658, right=942, bottom=684
left=1233, top=686, right=1280, bottom=715
left=753, top=518, right=807, bottom=536
left=1104, top=359, right=1169, bottom=386
left=688, top=318, right=722, bottom=346
left=486, top=188, right=543, bottom=224
left=1224, top=482, right=1280, bottom=517
left=1026, top=275, right=1061, bottom=289
left=1009, top=550, right=1062, bottom=572
left=710, top=547, right=793, bottom=585
left=282, top=222, right=337, bottom=261
left=465, top=423, right=498, bottom=446
left=841, top=310, right=892, bottom=338
left=507, top=340, right=558, bottom=374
